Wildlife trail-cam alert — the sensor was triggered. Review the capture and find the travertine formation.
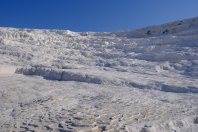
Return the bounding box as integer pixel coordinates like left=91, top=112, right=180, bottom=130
left=0, top=17, right=198, bottom=131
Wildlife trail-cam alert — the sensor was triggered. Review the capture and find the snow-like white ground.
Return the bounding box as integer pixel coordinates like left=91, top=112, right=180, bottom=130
left=0, top=17, right=198, bottom=132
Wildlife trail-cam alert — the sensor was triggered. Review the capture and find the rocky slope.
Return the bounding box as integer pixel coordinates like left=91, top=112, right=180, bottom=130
left=0, top=17, right=198, bottom=132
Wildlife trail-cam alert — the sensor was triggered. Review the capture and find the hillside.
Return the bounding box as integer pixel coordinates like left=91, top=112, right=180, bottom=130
left=0, top=17, right=198, bottom=132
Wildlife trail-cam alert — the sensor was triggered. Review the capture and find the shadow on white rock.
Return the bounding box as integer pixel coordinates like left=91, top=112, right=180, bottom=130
left=16, top=67, right=105, bottom=84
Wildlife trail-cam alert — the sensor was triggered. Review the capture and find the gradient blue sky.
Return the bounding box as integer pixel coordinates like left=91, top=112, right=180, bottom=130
left=0, top=0, right=198, bottom=32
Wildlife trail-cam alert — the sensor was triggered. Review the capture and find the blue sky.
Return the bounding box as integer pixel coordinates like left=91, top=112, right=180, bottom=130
left=0, top=0, right=197, bottom=32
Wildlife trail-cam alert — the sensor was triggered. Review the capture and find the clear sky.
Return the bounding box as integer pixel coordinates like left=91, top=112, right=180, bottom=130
left=0, top=0, right=198, bottom=32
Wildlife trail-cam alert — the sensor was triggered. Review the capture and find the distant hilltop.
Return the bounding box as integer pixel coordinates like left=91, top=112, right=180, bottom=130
left=0, top=17, right=198, bottom=39
left=113, top=17, right=198, bottom=38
